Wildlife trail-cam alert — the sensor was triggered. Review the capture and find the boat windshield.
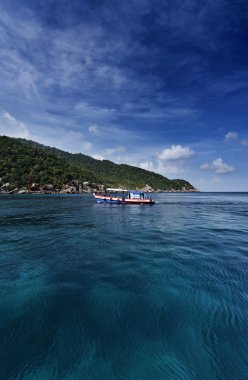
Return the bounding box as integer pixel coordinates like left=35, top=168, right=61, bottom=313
left=129, top=191, right=145, bottom=199
left=105, top=189, right=128, bottom=198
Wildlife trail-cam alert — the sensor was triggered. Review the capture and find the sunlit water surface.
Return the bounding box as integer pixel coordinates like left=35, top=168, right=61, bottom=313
left=0, top=193, right=248, bottom=379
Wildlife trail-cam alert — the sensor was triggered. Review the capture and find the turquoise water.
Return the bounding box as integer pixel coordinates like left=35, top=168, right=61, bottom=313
left=0, top=193, right=248, bottom=380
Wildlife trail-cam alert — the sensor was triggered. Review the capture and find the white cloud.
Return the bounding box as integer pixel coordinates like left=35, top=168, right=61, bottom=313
left=0, top=113, right=95, bottom=155
left=241, top=139, right=248, bottom=147
left=0, top=8, right=42, bottom=41
left=75, top=101, right=115, bottom=122
left=158, top=145, right=194, bottom=160
left=196, top=178, right=206, bottom=185
left=201, top=158, right=235, bottom=174
left=95, top=64, right=126, bottom=88
left=104, top=146, right=125, bottom=156
left=88, top=124, right=99, bottom=134
left=225, top=131, right=238, bottom=142
left=1, top=111, right=31, bottom=139
left=82, top=141, right=92, bottom=151
left=158, top=163, right=186, bottom=175
left=91, top=154, right=104, bottom=161
left=211, top=177, right=222, bottom=184
left=29, top=127, right=89, bottom=154
left=139, top=161, right=155, bottom=172
left=0, top=42, right=41, bottom=100
left=140, top=159, right=186, bottom=176
left=120, top=103, right=198, bottom=120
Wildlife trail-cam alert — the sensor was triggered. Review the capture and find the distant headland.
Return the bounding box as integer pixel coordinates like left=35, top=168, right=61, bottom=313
left=0, top=136, right=198, bottom=194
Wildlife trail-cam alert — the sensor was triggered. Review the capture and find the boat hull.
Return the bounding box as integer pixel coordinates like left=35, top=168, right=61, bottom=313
left=93, top=194, right=155, bottom=205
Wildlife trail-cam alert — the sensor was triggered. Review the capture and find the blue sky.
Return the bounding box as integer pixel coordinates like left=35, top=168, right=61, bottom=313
left=0, top=0, right=247, bottom=191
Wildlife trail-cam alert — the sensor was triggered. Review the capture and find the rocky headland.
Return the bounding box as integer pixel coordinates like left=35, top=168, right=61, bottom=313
left=0, top=179, right=198, bottom=195
left=0, top=136, right=198, bottom=194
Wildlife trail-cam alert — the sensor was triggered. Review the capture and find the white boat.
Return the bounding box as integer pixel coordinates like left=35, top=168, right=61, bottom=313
left=93, top=188, right=155, bottom=205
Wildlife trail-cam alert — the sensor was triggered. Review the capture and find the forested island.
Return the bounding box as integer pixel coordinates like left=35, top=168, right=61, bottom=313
left=0, top=136, right=197, bottom=194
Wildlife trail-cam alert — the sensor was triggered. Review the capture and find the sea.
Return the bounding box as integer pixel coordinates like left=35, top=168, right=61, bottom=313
left=0, top=193, right=248, bottom=380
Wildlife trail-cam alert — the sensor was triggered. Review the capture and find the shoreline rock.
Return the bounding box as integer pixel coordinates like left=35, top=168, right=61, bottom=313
left=0, top=182, right=199, bottom=195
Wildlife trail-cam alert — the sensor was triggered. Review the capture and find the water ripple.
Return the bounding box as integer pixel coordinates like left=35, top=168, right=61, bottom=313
left=0, top=193, right=248, bottom=379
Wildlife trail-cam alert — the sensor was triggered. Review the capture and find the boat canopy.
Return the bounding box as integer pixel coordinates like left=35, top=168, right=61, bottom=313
left=129, top=191, right=144, bottom=194
left=106, top=188, right=128, bottom=192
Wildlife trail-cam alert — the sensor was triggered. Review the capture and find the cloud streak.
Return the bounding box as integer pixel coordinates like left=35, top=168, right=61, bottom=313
left=1, top=111, right=31, bottom=139
left=0, top=0, right=247, bottom=190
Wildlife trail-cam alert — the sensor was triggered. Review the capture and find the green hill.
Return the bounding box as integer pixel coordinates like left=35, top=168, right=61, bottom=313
left=0, top=136, right=196, bottom=192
